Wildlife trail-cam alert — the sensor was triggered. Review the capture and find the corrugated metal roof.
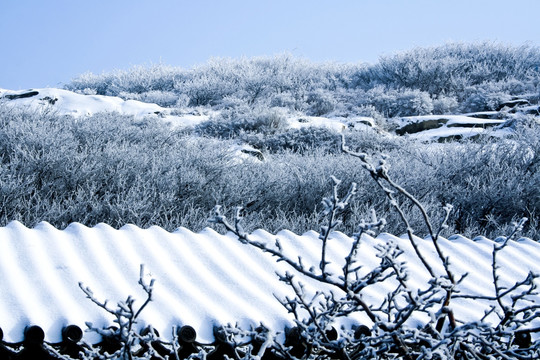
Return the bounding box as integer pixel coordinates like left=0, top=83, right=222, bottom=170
left=0, top=221, right=538, bottom=343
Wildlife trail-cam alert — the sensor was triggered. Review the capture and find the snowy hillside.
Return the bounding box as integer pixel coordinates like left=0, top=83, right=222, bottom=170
left=0, top=88, right=356, bottom=133
left=1, top=87, right=526, bottom=140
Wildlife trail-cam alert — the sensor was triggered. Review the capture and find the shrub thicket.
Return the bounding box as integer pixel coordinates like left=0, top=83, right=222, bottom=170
left=0, top=105, right=538, bottom=239
left=66, top=42, right=540, bottom=119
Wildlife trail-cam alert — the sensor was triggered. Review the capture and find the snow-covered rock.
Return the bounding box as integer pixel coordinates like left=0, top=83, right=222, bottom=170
left=395, top=115, right=508, bottom=141
left=230, top=144, right=265, bottom=162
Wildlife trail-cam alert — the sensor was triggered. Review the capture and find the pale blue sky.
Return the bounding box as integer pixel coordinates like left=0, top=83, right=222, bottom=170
left=1, top=0, right=539, bottom=90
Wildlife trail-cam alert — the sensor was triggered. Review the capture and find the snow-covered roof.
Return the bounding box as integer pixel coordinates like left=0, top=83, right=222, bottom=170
left=0, top=222, right=538, bottom=344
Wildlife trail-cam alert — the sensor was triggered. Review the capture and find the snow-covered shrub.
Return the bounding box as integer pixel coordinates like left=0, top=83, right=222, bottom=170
left=195, top=106, right=289, bottom=138
left=118, top=90, right=179, bottom=107
left=64, top=43, right=540, bottom=120
left=269, top=91, right=307, bottom=112
left=174, top=93, right=190, bottom=108
left=253, top=107, right=289, bottom=132
left=459, top=86, right=512, bottom=112
left=214, top=95, right=251, bottom=110
left=306, top=89, right=337, bottom=116
left=66, top=71, right=115, bottom=96
left=368, top=42, right=540, bottom=95
left=432, top=95, right=459, bottom=114
left=1, top=102, right=539, bottom=239
left=239, top=123, right=394, bottom=156
left=393, top=89, right=434, bottom=116
left=240, top=126, right=342, bottom=154
left=0, top=106, right=236, bottom=230
left=365, top=87, right=433, bottom=118
left=495, top=77, right=540, bottom=97
left=179, top=76, right=225, bottom=107
left=370, top=45, right=464, bottom=93
left=67, top=64, right=180, bottom=96
left=425, top=123, right=540, bottom=237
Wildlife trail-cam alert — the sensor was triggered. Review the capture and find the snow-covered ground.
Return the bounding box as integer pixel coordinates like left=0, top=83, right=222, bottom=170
left=0, top=88, right=375, bottom=134
left=287, top=115, right=375, bottom=132
left=0, top=88, right=212, bottom=128
left=0, top=221, right=538, bottom=343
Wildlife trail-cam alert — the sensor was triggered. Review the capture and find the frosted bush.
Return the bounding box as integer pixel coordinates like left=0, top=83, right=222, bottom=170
left=137, top=90, right=179, bottom=107
left=215, top=95, right=250, bottom=110
left=240, top=126, right=342, bottom=154
left=269, top=91, right=300, bottom=109
left=306, top=88, right=337, bottom=116
left=366, top=87, right=434, bottom=118
left=459, top=87, right=512, bottom=112
left=0, top=102, right=538, bottom=238
left=432, top=95, right=459, bottom=114
left=64, top=43, right=540, bottom=118
left=66, top=71, right=114, bottom=96
left=195, top=106, right=289, bottom=138
left=370, top=42, right=540, bottom=94
left=254, top=106, right=289, bottom=131
left=172, top=93, right=190, bottom=108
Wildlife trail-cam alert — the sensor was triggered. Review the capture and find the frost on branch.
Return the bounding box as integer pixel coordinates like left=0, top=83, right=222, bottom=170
left=78, top=264, right=156, bottom=359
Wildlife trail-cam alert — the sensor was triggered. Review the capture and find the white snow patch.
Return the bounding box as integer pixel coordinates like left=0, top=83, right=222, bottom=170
left=287, top=115, right=347, bottom=132
left=0, top=88, right=210, bottom=128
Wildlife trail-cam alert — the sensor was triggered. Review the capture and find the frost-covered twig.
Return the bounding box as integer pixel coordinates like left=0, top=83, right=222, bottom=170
left=491, top=218, right=538, bottom=330
left=343, top=208, right=386, bottom=290
left=341, top=134, right=438, bottom=279
left=319, top=176, right=357, bottom=278
left=79, top=264, right=155, bottom=360
left=209, top=202, right=384, bottom=326
left=341, top=134, right=457, bottom=333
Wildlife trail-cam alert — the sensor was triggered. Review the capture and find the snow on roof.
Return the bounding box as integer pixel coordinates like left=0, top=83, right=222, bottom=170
left=0, top=222, right=538, bottom=344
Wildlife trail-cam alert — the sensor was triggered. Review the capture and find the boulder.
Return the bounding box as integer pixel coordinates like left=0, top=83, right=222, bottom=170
left=496, top=99, right=530, bottom=111
left=40, top=96, right=58, bottom=105
left=395, top=118, right=449, bottom=135
left=3, top=90, right=39, bottom=100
